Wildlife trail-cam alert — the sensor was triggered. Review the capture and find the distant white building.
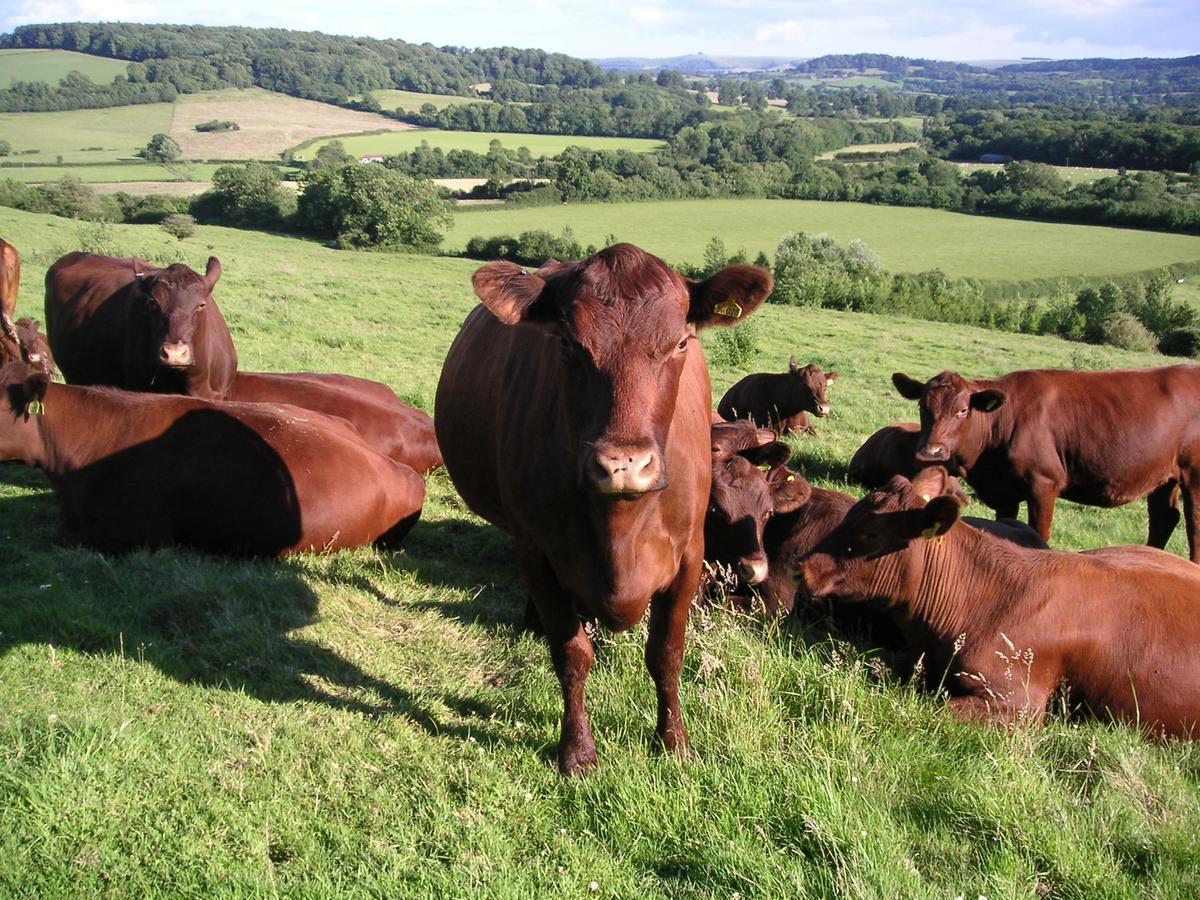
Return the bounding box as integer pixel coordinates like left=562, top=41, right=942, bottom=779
left=359, top=155, right=386, bottom=164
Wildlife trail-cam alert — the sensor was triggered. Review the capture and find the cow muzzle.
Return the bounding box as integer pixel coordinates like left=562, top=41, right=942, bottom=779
left=584, top=442, right=666, bottom=495
left=159, top=341, right=193, bottom=369
left=815, top=403, right=831, bottom=417
left=916, top=442, right=950, bottom=462
left=736, top=555, right=769, bottom=586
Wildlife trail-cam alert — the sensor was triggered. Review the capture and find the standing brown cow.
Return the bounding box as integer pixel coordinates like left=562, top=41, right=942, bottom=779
left=228, top=371, right=442, bottom=473
left=45, top=252, right=237, bottom=400
left=1, top=238, right=20, bottom=340
left=790, top=468, right=1200, bottom=738
left=436, top=244, right=771, bottom=775
left=893, top=367, right=1200, bottom=557
left=717, top=357, right=838, bottom=435
left=0, top=360, right=424, bottom=556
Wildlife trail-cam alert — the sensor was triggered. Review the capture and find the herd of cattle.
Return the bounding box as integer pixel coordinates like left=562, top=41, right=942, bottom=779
left=1, top=237, right=1197, bottom=776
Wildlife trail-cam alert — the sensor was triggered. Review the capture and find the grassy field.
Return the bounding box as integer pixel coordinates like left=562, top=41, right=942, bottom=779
left=0, top=103, right=175, bottom=164
left=291, top=129, right=666, bottom=161
left=0, top=48, right=129, bottom=87
left=1, top=206, right=1198, bottom=895
left=451, top=198, right=1200, bottom=280
left=950, top=161, right=1148, bottom=185
left=818, top=142, right=921, bottom=160
left=371, top=89, right=489, bottom=112
left=0, top=162, right=233, bottom=184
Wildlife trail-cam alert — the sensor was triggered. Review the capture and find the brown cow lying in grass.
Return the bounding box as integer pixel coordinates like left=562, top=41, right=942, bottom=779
left=718, top=358, right=838, bottom=436
left=228, top=372, right=442, bottom=473
left=0, top=360, right=424, bottom=556
left=847, top=422, right=965, bottom=490
left=789, top=466, right=1200, bottom=738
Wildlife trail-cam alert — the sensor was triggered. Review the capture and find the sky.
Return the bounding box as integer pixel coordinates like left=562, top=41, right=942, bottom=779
left=1, top=0, right=1197, bottom=62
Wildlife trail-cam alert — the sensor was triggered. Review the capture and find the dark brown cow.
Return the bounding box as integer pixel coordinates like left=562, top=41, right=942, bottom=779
left=847, top=422, right=964, bottom=488
left=228, top=371, right=442, bottom=473
left=790, top=468, right=1200, bottom=738
left=45, top=253, right=237, bottom=400
left=435, top=244, right=772, bottom=775
left=893, top=367, right=1200, bottom=556
left=717, top=357, right=838, bottom=435
left=0, top=361, right=424, bottom=556
left=706, top=436, right=809, bottom=587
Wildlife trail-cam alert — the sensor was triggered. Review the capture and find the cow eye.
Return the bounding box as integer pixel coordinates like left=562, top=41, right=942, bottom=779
left=676, top=336, right=689, bottom=352
left=956, top=408, right=969, bottom=418
left=195, top=302, right=207, bottom=313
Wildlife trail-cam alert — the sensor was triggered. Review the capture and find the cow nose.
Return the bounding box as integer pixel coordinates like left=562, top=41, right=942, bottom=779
left=160, top=341, right=193, bottom=368
left=917, top=442, right=949, bottom=462
left=736, top=556, right=769, bottom=586
left=586, top=443, right=665, bottom=495
left=816, top=403, right=831, bottom=417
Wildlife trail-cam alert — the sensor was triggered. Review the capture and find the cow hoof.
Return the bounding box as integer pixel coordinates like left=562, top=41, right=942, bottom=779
left=656, top=726, right=692, bottom=760
left=558, top=741, right=598, bottom=776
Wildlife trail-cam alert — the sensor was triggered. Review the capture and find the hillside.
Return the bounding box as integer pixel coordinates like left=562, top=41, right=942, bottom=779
left=0, top=205, right=1197, bottom=895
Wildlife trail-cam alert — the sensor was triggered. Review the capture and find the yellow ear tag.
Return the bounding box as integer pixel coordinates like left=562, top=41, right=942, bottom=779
left=757, top=463, right=771, bottom=472
left=27, top=399, right=43, bottom=416
left=919, top=493, right=931, bottom=503
left=786, top=475, right=795, bottom=482
left=714, top=300, right=743, bottom=319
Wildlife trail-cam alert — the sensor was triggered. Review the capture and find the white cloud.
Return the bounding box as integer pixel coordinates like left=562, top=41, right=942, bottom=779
left=754, top=19, right=804, bottom=43
left=630, top=5, right=666, bottom=25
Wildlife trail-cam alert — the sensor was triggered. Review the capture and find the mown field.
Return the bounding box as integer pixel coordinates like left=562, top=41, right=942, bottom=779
left=370, top=89, right=490, bottom=112
left=451, top=198, right=1200, bottom=279
left=0, top=48, right=129, bottom=87
left=0, top=103, right=175, bottom=164
left=0, top=162, right=233, bottom=184
left=1, top=206, right=1198, bottom=896
left=290, top=129, right=666, bottom=162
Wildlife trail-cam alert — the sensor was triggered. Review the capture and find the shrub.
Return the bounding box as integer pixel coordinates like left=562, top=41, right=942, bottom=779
left=296, top=164, right=452, bottom=249
left=138, top=133, right=181, bottom=162
left=0, top=140, right=10, bottom=157
left=160, top=213, right=197, bottom=240
left=1158, top=326, right=1200, bottom=358
left=705, top=317, right=760, bottom=369
left=194, top=120, right=239, bottom=132
left=1101, top=313, right=1156, bottom=352
left=191, top=163, right=296, bottom=230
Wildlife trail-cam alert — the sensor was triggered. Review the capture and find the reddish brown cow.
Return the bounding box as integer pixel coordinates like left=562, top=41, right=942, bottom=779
left=847, top=422, right=966, bottom=489
left=228, top=371, right=442, bottom=473
left=893, top=367, right=1200, bottom=556
left=790, top=468, right=1200, bottom=738
left=435, top=244, right=772, bottom=775
left=1, top=238, right=20, bottom=340
left=717, top=357, right=838, bottom=435
left=45, top=253, right=237, bottom=400
left=0, top=361, right=424, bottom=556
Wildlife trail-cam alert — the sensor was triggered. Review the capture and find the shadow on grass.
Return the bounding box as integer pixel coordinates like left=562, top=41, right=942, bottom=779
left=0, top=470, right=519, bottom=743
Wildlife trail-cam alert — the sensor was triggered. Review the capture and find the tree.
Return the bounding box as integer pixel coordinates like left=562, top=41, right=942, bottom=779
left=717, top=80, right=739, bottom=107
left=296, top=164, right=452, bottom=249
left=160, top=213, right=196, bottom=240
left=0, top=140, right=10, bottom=157
left=192, top=163, right=296, bottom=229
left=308, top=140, right=354, bottom=172
left=139, top=132, right=180, bottom=162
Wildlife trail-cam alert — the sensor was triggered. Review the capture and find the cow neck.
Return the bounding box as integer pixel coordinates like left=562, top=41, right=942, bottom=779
left=35, top=384, right=164, bottom=476
left=865, top=524, right=1033, bottom=644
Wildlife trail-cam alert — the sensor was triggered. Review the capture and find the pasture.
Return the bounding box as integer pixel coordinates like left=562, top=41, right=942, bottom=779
left=0, top=103, right=175, bottom=164
left=0, top=162, right=231, bottom=184
left=0, top=48, right=130, bottom=87
left=1, top=206, right=1198, bottom=895
left=451, top=198, right=1200, bottom=280
left=290, top=130, right=666, bottom=161
left=818, top=142, right=921, bottom=160
left=370, top=89, right=490, bottom=112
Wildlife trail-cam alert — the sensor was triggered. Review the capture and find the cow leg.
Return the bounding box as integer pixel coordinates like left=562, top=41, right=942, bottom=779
left=1182, top=475, right=1200, bottom=563
left=995, top=503, right=1020, bottom=521
left=1026, top=477, right=1060, bottom=543
left=644, top=551, right=700, bottom=759
left=1147, top=481, right=1181, bottom=550
left=519, top=548, right=597, bottom=775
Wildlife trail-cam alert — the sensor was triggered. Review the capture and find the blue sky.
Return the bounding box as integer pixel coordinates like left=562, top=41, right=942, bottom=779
left=1, top=0, right=1196, bottom=61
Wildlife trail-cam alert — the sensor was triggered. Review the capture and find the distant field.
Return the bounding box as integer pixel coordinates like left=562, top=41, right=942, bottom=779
left=864, top=115, right=924, bottom=132
left=0, top=162, right=231, bottom=184
left=819, top=142, right=920, bottom=160
left=450, top=198, right=1200, bottom=280
left=292, top=129, right=665, bottom=161
left=951, top=161, right=1139, bottom=184
left=0, top=103, right=174, bottom=164
left=169, top=88, right=414, bottom=160
left=370, top=89, right=486, bottom=112
left=0, top=48, right=129, bottom=87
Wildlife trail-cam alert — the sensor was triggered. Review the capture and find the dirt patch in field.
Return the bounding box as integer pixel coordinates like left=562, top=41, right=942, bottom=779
left=170, top=89, right=416, bottom=161
left=91, top=181, right=212, bottom=196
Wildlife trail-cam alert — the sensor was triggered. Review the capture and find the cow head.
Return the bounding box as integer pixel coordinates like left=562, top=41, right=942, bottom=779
left=0, top=360, right=50, bottom=463
left=473, top=244, right=772, bottom=496
left=707, top=438, right=811, bottom=585
left=3, top=318, right=55, bottom=377
left=132, top=257, right=222, bottom=371
left=892, top=370, right=1005, bottom=464
left=788, top=356, right=838, bottom=418
left=710, top=419, right=777, bottom=459
left=792, top=469, right=963, bottom=603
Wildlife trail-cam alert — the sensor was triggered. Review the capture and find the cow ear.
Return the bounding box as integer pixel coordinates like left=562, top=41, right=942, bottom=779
left=5, top=367, right=49, bottom=419
left=892, top=372, right=924, bottom=400
left=131, top=257, right=150, bottom=281
left=739, top=440, right=791, bottom=470
left=969, top=389, right=1005, bottom=413
left=769, top=467, right=812, bottom=514
left=826, top=371, right=839, bottom=383
left=203, top=256, right=222, bottom=291
left=788, top=354, right=798, bottom=372
left=688, top=265, right=772, bottom=330
left=918, top=495, right=962, bottom=539
left=473, top=261, right=552, bottom=326
left=909, top=466, right=951, bottom=504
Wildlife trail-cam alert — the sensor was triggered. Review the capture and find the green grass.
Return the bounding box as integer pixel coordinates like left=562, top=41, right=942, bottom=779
left=951, top=161, right=1140, bottom=184
left=451, top=198, right=1200, bottom=280
left=0, top=103, right=175, bottom=164
left=0, top=162, right=232, bottom=184
left=0, top=48, right=130, bottom=87
left=291, top=129, right=665, bottom=161
left=371, top=89, right=489, bottom=112
left=1, top=205, right=1198, bottom=895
